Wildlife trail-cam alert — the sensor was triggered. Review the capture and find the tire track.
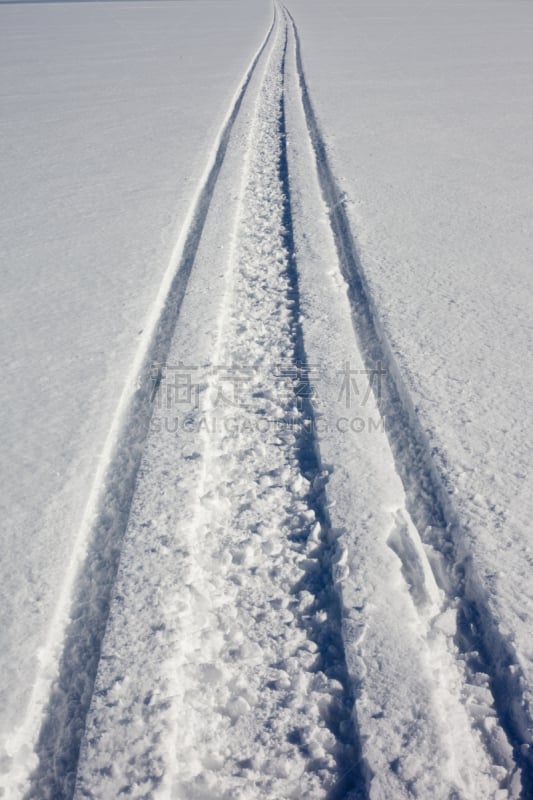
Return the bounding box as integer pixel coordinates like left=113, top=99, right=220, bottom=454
left=284, top=5, right=531, bottom=796
left=278, top=29, right=367, bottom=798
left=15, top=14, right=277, bottom=800
left=157, top=19, right=364, bottom=799
left=73, top=10, right=366, bottom=798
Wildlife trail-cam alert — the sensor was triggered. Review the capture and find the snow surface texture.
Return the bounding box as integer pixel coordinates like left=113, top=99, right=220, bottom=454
left=1, top=0, right=532, bottom=798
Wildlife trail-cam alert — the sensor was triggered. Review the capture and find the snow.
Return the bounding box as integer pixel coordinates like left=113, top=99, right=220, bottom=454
left=1, top=0, right=532, bottom=797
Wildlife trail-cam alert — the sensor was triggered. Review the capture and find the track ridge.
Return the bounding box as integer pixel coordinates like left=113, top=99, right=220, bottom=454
left=16, top=13, right=277, bottom=800
left=284, top=5, right=531, bottom=795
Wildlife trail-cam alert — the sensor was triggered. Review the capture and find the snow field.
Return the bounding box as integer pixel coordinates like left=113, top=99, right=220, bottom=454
left=2, top=1, right=530, bottom=797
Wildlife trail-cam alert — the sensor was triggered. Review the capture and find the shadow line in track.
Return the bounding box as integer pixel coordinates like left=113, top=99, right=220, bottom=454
left=278, top=25, right=368, bottom=800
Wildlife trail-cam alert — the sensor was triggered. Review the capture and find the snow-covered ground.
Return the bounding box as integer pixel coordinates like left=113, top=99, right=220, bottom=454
left=1, top=0, right=532, bottom=798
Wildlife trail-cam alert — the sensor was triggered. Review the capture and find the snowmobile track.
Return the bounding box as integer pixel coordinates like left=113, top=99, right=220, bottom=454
left=74, top=12, right=367, bottom=800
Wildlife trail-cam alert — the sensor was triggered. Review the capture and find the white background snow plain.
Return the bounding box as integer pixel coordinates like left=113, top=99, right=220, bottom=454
left=0, top=0, right=270, bottom=773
